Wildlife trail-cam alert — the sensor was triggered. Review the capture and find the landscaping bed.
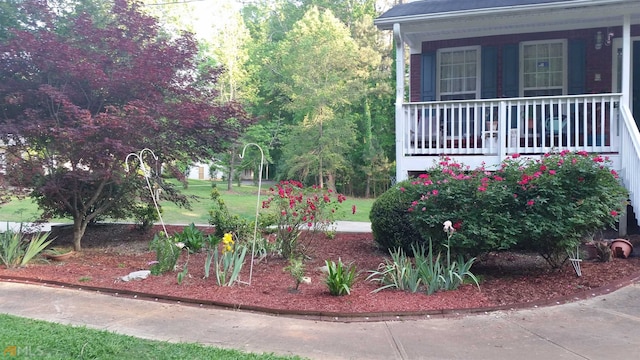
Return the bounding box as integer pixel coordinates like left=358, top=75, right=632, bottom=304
left=1, top=224, right=639, bottom=318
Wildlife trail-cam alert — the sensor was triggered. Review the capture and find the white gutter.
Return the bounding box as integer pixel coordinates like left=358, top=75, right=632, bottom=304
left=374, top=0, right=632, bottom=29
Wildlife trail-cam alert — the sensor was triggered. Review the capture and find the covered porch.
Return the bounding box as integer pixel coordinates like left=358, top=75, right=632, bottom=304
left=375, top=0, right=640, bottom=233
left=401, top=93, right=622, bottom=170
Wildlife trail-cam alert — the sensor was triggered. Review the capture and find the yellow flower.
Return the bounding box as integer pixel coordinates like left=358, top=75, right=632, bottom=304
left=222, top=233, right=234, bottom=245
left=224, top=245, right=232, bottom=253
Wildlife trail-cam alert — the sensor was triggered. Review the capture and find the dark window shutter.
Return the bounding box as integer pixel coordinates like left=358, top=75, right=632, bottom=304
left=502, top=44, right=519, bottom=97
left=421, top=51, right=436, bottom=101
left=481, top=46, right=498, bottom=98
left=568, top=39, right=586, bottom=95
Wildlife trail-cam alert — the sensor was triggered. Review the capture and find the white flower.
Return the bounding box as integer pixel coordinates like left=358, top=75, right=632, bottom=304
left=175, top=242, right=185, bottom=249
left=443, top=220, right=454, bottom=232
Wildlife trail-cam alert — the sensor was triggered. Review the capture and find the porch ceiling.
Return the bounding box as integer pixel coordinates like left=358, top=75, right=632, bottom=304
left=375, top=0, right=640, bottom=52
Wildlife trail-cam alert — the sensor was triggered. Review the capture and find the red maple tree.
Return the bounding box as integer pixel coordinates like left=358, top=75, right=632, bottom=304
left=0, top=0, right=251, bottom=250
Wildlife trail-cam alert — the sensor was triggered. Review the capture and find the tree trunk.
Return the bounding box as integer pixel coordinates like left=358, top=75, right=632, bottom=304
left=365, top=175, right=371, bottom=198
left=319, top=113, right=324, bottom=188
left=319, top=156, right=324, bottom=188
left=327, top=172, right=337, bottom=193
left=72, top=217, right=89, bottom=252
left=227, top=145, right=236, bottom=191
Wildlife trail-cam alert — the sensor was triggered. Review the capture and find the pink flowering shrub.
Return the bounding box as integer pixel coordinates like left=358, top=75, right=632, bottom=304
left=262, top=180, right=346, bottom=258
left=407, top=152, right=627, bottom=267
left=408, top=159, right=521, bottom=255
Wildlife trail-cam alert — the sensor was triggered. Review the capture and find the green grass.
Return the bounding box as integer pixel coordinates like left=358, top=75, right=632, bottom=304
left=0, top=180, right=374, bottom=224
left=0, top=180, right=373, bottom=358
left=0, top=313, right=302, bottom=359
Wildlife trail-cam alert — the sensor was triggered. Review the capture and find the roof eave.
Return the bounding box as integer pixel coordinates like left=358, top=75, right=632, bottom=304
left=374, top=0, right=628, bottom=30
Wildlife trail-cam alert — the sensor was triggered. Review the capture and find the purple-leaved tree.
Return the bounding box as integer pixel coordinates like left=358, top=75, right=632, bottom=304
left=0, top=0, right=251, bottom=250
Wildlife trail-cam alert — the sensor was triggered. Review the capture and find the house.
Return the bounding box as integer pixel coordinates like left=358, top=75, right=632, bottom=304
left=375, top=0, right=640, bottom=231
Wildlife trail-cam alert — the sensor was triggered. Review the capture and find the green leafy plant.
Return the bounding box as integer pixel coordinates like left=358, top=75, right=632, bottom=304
left=132, top=201, right=160, bottom=232
left=208, top=186, right=252, bottom=242
left=177, top=260, right=189, bottom=285
left=262, top=180, right=346, bottom=258
left=0, top=229, right=53, bottom=268
left=369, top=179, right=425, bottom=254
left=253, top=236, right=281, bottom=262
left=203, top=234, right=220, bottom=279
left=257, top=212, right=279, bottom=234
left=283, top=257, right=306, bottom=291
left=148, top=233, right=184, bottom=275
left=324, top=229, right=337, bottom=239
left=173, top=223, right=204, bottom=254
left=324, top=258, right=357, bottom=296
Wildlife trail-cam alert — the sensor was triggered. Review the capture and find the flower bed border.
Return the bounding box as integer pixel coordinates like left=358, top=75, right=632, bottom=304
left=2, top=271, right=640, bottom=323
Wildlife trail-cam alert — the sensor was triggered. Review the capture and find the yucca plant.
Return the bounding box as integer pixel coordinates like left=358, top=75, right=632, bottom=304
left=0, top=230, right=53, bottom=268
left=325, top=258, right=357, bottom=296
left=0, top=231, right=22, bottom=268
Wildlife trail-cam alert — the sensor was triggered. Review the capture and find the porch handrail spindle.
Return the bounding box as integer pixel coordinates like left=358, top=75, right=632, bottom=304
left=419, top=105, right=425, bottom=152
left=499, top=100, right=507, bottom=160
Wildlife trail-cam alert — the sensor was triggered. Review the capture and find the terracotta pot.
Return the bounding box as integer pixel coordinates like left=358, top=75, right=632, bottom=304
left=45, top=251, right=75, bottom=261
left=610, top=239, right=633, bottom=259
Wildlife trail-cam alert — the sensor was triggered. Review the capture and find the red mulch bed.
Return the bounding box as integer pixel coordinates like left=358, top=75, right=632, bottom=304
left=2, top=224, right=639, bottom=319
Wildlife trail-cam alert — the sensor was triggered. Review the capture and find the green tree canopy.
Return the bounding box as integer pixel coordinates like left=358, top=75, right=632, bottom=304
left=0, top=0, right=250, bottom=250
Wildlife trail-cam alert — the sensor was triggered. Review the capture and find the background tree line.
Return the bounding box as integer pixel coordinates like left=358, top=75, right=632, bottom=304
left=146, top=0, right=398, bottom=197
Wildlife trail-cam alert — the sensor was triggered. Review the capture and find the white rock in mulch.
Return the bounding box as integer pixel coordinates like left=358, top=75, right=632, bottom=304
left=120, top=270, right=151, bottom=282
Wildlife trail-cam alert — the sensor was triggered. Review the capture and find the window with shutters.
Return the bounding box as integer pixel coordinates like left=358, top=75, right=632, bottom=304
left=437, top=46, right=480, bottom=100
left=520, top=40, right=567, bottom=96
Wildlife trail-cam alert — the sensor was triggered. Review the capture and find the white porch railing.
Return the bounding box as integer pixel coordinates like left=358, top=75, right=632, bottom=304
left=403, top=94, right=622, bottom=158
left=619, top=104, right=640, bottom=231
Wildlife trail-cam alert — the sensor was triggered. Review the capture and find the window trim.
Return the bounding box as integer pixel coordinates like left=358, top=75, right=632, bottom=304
left=436, top=45, right=481, bottom=100
left=519, top=39, right=568, bottom=97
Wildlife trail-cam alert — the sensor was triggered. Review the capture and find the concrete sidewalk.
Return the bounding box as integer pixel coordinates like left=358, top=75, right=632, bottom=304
left=1, top=280, right=639, bottom=359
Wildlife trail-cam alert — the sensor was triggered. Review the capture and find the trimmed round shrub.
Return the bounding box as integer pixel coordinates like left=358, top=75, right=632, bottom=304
left=370, top=180, right=425, bottom=253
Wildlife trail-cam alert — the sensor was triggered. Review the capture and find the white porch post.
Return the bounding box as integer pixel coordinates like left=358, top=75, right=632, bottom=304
left=393, top=23, right=407, bottom=182
left=620, top=15, right=631, bottom=236
left=621, top=15, right=631, bottom=107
